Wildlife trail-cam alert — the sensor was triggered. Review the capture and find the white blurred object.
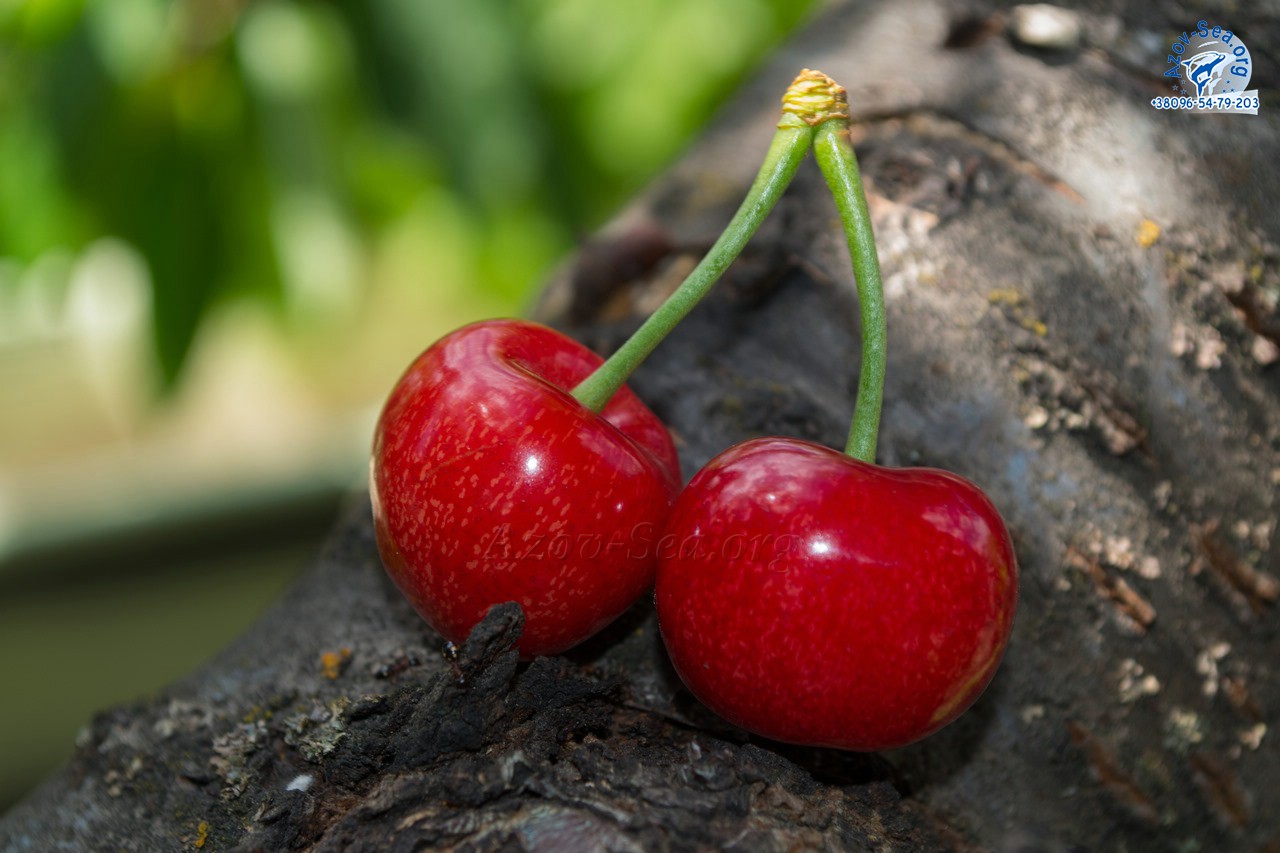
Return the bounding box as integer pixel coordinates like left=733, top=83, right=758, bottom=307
left=66, top=238, right=152, bottom=436
left=1011, top=4, right=1082, bottom=51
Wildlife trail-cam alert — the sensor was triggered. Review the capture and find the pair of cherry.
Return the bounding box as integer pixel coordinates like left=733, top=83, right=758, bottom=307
left=371, top=72, right=1017, bottom=751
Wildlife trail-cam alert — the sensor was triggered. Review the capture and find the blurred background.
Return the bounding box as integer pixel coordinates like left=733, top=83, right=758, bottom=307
left=0, top=0, right=818, bottom=811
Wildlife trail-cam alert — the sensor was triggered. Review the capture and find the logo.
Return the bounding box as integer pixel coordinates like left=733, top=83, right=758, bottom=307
left=1182, top=51, right=1228, bottom=97
left=1151, top=21, right=1259, bottom=114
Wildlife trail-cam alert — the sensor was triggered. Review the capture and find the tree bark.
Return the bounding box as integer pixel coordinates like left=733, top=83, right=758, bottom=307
left=4, top=0, right=1279, bottom=849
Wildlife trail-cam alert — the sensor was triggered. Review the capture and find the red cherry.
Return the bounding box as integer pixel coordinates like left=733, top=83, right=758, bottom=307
left=655, top=437, right=1017, bottom=751
left=372, top=319, right=680, bottom=657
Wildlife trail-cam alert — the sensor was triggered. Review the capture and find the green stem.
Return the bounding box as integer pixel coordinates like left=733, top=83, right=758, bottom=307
left=571, top=69, right=887, bottom=466
left=812, top=106, right=885, bottom=462
left=570, top=124, right=813, bottom=412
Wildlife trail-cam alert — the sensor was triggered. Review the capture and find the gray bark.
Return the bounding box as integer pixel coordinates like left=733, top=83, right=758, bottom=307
left=4, top=0, right=1279, bottom=849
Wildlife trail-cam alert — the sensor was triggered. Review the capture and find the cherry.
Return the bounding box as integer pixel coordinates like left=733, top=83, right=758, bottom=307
left=372, top=319, right=679, bottom=657
left=654, top=70, right=1018, bottom=749
left=371, top=72, right=822, bottom=659
left=655, top=438, right=1016, bottom=750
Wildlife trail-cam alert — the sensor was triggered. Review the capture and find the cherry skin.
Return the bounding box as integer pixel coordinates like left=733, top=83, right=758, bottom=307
left=372, top=319, right=680, bottom=658
left=655, top=437, right=1017, bottom=751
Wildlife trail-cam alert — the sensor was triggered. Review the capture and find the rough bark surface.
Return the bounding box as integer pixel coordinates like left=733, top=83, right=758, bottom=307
left=4, top=0, right=1280, bottom=849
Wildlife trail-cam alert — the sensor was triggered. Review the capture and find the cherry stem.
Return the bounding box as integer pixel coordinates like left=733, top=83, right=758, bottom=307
left=812, top=100, right=885, bottom=463
left=571, top=69, right=886, bottom=466
left=570, top=75, right=835, bottom=413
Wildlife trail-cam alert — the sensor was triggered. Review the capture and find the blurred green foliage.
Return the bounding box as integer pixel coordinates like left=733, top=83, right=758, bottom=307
left=0, top=0, right=817, bottom=388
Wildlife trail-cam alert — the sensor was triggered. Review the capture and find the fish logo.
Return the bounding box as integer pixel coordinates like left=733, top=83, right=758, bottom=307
left=1182, top=50, right=1228, bottom=96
